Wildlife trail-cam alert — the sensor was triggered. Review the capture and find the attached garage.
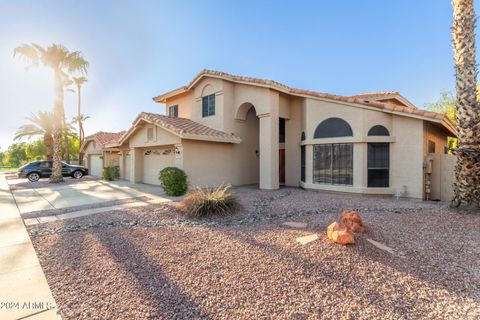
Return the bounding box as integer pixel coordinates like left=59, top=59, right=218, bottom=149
left=142, top=148, right=175, bottom=185
left=89, top=155, right=103, bottom=177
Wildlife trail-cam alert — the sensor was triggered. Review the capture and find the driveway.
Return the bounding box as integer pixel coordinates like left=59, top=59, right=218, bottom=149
left=9, top=178, right=167, bottom=214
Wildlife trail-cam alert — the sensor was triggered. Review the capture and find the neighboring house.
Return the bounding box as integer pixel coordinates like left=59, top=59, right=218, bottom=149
left=80, top=131, right=125, bottom=176
left=109, top=70, right=455, bottom=199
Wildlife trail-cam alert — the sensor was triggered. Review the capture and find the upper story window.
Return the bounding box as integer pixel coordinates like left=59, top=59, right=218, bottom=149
left=314, top=117, right=353, bottom=139
left=169, top=105, right=178, bottom=117
left=368, top=125, right=390, bottom=136
left=279, top=118, right=285, bottom=143
left=202, top=94, right=215, bottom=117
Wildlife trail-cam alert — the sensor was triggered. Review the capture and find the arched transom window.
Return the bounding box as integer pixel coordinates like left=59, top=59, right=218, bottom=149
left=314, top=117, right=353, bottom=139
left=368, top=125, right=390, bottom=136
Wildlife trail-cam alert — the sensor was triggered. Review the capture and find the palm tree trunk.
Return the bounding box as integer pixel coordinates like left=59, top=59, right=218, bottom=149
left=63, top=116, right=70, bottom=164
left=451, top=0, right=480, bottom=206
left=44, top=133, right=53, bottom=160
left=77, top=85, right=84, bottom=165
left=50, top=70, right=65, bottom=183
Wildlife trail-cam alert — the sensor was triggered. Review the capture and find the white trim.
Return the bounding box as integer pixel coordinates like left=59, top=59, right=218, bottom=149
left=300, top=181, right=396, bottom=195
left=301, top=136, right=396, bottom=145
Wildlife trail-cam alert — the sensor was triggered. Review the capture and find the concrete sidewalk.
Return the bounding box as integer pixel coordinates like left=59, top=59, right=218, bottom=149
left=0, top=174, right=61, bottom=319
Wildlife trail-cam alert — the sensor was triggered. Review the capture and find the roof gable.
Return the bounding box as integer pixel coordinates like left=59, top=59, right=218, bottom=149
left=117, top=112, right=242, bottom=145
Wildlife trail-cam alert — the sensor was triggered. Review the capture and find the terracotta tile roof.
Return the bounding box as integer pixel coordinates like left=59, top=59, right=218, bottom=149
left=118, top=112, right=241, bottom=144
left=350, top=91, right=400, bottom=98
left=153, top=69, right=456, bottom=136
left=85, top=131, right=126, bottom=146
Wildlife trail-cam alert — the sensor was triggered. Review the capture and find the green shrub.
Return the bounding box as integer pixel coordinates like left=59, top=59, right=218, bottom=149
left=102, top=166, right=120, bottom=181
left=181, top=185, right=241, bottom=218
left=158, top=167, right=188, bottom=196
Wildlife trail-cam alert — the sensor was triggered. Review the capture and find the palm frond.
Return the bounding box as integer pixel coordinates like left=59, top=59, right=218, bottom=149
left=13, top=44, right=39, bottom=67
left=14, top=124, right=43, bottom=140
left=63, top=51, right=89, bottom=75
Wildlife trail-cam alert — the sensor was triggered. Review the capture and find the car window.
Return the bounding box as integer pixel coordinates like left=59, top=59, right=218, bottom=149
left=39, top=162, right=52, bottom=169
left=28, top=162, right=41, bottom=168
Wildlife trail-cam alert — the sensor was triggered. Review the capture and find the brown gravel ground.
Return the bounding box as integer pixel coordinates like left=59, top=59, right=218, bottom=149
left=28, top=187, right=480, bottom=319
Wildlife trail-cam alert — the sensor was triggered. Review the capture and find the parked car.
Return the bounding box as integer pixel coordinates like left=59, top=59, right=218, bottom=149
left=17, top=160, right=89, bottom=182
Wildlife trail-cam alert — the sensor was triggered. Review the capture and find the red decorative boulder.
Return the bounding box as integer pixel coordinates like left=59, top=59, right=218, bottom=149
left=340, top=210, right=366, bottom=233
left=326, top=222, right=355, bottom=245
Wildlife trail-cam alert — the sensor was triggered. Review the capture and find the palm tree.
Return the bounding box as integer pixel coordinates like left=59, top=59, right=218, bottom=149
left=451, top=0, right=480, bottom=207
left=14, top=43, right=88, bottom=182
left=72, top=76, right=88, bottom=163
left=14, top=111, right=54, bottom=160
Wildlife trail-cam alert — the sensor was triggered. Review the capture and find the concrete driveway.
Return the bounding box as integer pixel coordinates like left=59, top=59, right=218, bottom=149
left=9, top=179, right=167, bottom=214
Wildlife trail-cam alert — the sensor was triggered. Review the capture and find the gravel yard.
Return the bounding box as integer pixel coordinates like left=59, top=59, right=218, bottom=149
left=28, top=187, right=480, bottom=319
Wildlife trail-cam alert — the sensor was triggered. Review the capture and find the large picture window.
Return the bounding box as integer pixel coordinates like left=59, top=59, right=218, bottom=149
left=367, top=143, right=389, bottom=187
left=202, top=94, right=215, bottom=117
left=313, top=144, right=353, bottom=185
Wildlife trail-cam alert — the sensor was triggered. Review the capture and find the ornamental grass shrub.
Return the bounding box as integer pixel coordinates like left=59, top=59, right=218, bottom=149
left=159, top=167, right=188, bottom=196
left=181, top=185, right=241, bottom=218
left=102, top=166, right=120, bottom=181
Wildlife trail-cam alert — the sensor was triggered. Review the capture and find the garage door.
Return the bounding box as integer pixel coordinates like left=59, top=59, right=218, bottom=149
left=89, top=155, right=103, bottom=177
left=124, top=153, right=131, bottom=181
left=143, top=148, right=174, bottom=185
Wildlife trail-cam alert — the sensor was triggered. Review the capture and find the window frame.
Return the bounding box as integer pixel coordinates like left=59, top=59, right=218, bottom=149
left=202, top=94, right=215, bottom=117
left=169, top=105, right=178, bottom=117
left=313, top=143, right=353, bottom=186
left=367, top=143, right=390, bottom=188
left=313, top=117, right=353, bottom=139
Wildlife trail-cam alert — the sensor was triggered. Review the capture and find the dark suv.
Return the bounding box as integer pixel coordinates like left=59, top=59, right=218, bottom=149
left=17, top=160, right=89, bottom=182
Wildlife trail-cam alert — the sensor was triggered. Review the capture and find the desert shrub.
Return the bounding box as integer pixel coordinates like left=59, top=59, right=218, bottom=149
left=159, top=167, right=188, bottom=196
left=102, top=166, right=120, bottom=181
left=181, top=185, right=241, bottom=218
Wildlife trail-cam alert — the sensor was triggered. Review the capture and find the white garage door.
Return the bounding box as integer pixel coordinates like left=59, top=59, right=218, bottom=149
left=143, top=149, right=174, bottom=185
left=124, top=154, right=131, bottom=181
left=89, top=155, right=103, bottom=177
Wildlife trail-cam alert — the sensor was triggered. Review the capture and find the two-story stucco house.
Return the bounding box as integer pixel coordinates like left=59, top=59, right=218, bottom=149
left=107, top=70, right=455, bottom=199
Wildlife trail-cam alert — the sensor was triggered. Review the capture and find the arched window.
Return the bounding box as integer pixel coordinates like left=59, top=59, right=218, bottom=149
left=368, top=125, right=390, bottom=136
left=301, top=132, right=306, bottom=141
left=313, top=117, right=353, bottom=139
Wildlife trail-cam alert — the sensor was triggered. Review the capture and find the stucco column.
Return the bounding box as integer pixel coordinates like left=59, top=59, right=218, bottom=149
left=119, top=151, right=125, bottom=179
left=130, top=148, right=143, bottom=183
left=305, top=144, right=313, bottom=184
left=258, top=114, right=279, bottom=190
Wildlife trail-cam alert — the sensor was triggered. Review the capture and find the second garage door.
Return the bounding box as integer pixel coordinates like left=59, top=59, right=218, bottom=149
left=89, top=155, right=103, bottom=177
left=143, top=148, right=174, bottom=185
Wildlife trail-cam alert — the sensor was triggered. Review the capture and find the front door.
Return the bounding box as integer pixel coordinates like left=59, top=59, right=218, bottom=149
left=279, top=149, right=285, bottom=184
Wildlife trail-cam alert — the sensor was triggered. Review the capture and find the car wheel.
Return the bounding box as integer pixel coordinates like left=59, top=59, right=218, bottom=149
left=72, top=170, right=84, bottom=179
left=27, top=172, right=40, bottom=182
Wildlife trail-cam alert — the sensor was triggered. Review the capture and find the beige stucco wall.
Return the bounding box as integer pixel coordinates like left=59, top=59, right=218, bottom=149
left=424, top=122, right=449, bottom=200
left=129, top=124, right=181, bottom=148
left=182, top=140, right=238, bottom=187
left=390, top=116, right=424, bottom=198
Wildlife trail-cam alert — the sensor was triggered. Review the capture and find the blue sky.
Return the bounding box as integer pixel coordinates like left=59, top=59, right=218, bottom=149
left=0, top=0, right=472, bottom=150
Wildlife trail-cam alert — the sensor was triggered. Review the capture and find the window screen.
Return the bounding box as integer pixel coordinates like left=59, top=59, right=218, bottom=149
left=313, top=144, right=353, bottom=185
left=367, top=143, right=389, bottom=187
left=202, top=94, right=215, bottom=117
left=169, top=105, right=178, bottom=117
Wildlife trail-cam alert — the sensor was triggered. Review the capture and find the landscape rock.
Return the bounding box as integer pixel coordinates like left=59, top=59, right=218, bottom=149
left=340, top=210, right=366, bottom=233
left=326, top=222, right=355, bottom=245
